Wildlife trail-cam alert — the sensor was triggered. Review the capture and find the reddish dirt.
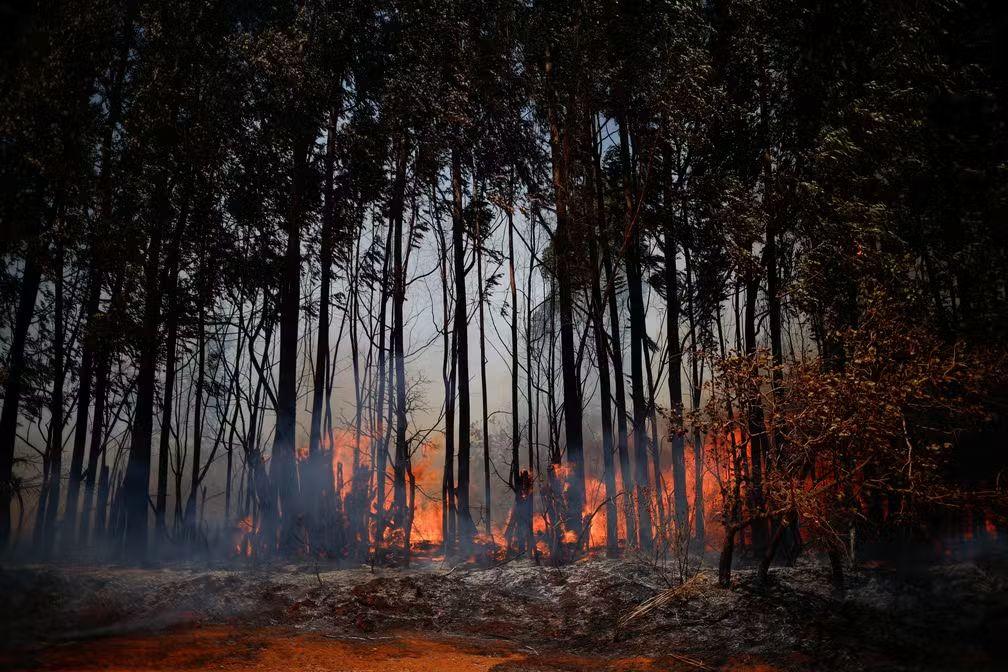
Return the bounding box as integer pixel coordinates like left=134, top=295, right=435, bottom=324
left=0, top=625, right=781, bottom=672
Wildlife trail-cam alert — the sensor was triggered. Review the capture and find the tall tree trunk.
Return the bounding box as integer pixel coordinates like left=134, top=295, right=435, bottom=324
left=508, top=190, right=522, bottom=532
left=155, top=288, right=179, bottom=534
left=41, top=241, right=65, bottom=552
left=597, top=163, right=635, bottom=550
left=524, top=206, right=538, bottom=547
left=185, top=302, right=206, bottom=526
left=80, top=263, right=122, bottom=544
left=585, top=116, right=619, bottom=553
left=391, top=136, right=409, bottom=535
left=451, top=148, right=476, bottom=546
left=590, top=236, right=619, bottom=556
left=684, top=245, right=705, bottom=543
left=306, top=107, right=338, bottom=497
left=664, top=203, right=688, bottom=535
left=436, top=191, right=457, bottom=554
left=475, top=190, right=492, bottom=539
left=544, top=47, right=585, bottom=539
left=122, top=209, right=165, bottom=559
left=619, top=116, right=653, bottom=552
left=644, top=343, right=667, bottom=537
left=64, top=270, right=99, bottom=544
left=0, top=251, right=42, bottom=546
left=307, top=109, right=338, bottom=544
left=270, top=136, right=310, bottom=549
left=373, top=211, right=395, bottom=551
left=744, top=261, right=768, bottom=555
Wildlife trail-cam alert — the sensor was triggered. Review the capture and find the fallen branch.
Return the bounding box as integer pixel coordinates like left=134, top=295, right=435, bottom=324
left=618, top=573, right=704, bottom=630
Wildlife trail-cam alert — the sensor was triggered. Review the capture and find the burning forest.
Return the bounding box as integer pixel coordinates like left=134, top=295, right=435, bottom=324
left=2, top=1, right=1008, bottom=670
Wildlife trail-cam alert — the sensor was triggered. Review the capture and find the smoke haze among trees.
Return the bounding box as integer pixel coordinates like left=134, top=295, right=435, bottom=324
left=1, top=0, right=1007, bottom=583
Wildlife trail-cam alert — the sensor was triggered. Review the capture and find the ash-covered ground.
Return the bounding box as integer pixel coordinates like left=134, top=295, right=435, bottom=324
left=1, top=554, right=1006, bottom=671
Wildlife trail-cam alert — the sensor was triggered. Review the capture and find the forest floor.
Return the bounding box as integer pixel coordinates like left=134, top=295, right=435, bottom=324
left=1, top=553, right=1006, bottom=672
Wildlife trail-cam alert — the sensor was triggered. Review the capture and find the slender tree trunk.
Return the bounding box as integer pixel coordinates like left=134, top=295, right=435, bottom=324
left=64, top=273, right=98, bottom=544
left=80, top=262, right=122, bottom=545
left=41, top=242, right=65, bottom=552
left=185, top=302, right=206, bottom=526
left=475, top=191, right=492, bottom=538
left=155, top=291, right=179, bottom=534
left=525, top=207, right=537, bottom=547
left=123, top=208, right=165, bottom=559
left=391, top=136, right=409, bottom=534
left=544, top=47, right=585, bottom=539
left=307, top=109, right=338, bottom=546
left=435, top=192, right=457, bottom=554
left=599, top=180, right=635, bottom=549
left=590, top=237, right=619, bottom=556
left=451, top=148, right=476, bottom=546
left=683, top=245, right=705, bottom=543
left=0, top=251, right=42, bottom=546
left=270, top=135, right=310, bottom=548
left=584, top=119, right=620, bottom=554
left=744, top=262, right=768, bottom=555
left=373, top=219, right=394, bottom=552
left=508, top=190, right=522, bottom=534
left=619, top=116, right=653, bottom=552
left=644, top=344, right=667, bottom=538
left=664, top=205, right=688, bottom=535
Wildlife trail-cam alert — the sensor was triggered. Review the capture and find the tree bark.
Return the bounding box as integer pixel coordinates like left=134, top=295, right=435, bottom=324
left=41, top=241, right=65, bottom=552
left=122, top=206, right=165, bottom=559
left=664, top=201, right=689, bottom=536
left=270, top=135, right=310, bottom=549
left=475, top=186, right=492, bottom=539
left=0, top=250, right=42, bottom=546
left=619, top=115, right=652, bottom=552
left=391, top=136, right=409, bottom=534
left=451, top=148, right=476, bottom=546
left=544, top=47, right=585, bottom=539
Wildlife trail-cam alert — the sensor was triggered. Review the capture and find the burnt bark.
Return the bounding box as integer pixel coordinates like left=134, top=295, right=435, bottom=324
left=544, top=47, right=585, bottom=539
left=122, top=200, right=166, bottom=558
left=451, top=148, right=476, bottom=547
left=619, top=116, right=653, bottom=552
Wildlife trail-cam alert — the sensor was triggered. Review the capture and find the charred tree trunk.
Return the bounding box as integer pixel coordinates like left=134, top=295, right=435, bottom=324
left=64, top=269, right=99, bottom=544
left=308, top=113, right=336, bottom=476
left=744, top=262, right=769, bottom=556
left=391, top=136, right=409, bottom=534
left=476, top=196, right=492, bottom=539
left=373, top=217, right=394, bottom=551
left=270, top=135, right=310, bottom=549
left=600, top=180, right=635, bottom=549
left=664, top=203, right=688, bottom=536
left=155, top=283, right=179, bottom=534
left=544, top=47, right=585, bottom=539
left=587, top=119, right=619, bottom=554
left=40, top=241, right=65, bottom=552
left=590, top=237, right=619, bottom=556
left=184, top=302, right=206, bottom=527
left=683, top=246, right=705, bottom=543
left=436, top=192, right=458, bottom=554
left=451, top=148, right=476, bottom=547
left=619, top=116, right=652, bottom=552
left=122, top=203, right=166, bottom=559
left=307, top=109, right=339, bottom=545
left=508, top=189, right=522, bottom=539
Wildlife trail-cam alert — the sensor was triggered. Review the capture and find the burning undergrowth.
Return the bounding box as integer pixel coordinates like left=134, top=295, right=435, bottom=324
left=2, top=554, right=1007, bottom=671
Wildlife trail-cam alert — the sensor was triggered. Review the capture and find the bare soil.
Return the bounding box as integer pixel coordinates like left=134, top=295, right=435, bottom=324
left=1, top=556, right=1006, bottom=671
